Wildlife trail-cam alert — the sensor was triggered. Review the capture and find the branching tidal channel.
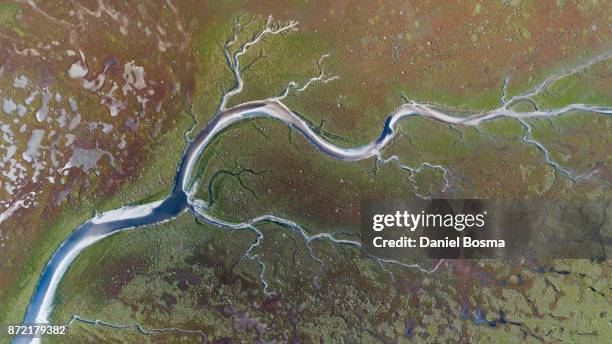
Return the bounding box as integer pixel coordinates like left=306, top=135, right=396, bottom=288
left=12, top=15, right=612, bottom=343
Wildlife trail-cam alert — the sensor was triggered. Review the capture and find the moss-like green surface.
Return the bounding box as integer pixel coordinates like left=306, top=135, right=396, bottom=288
left=1, top=2, right=610, bottom=343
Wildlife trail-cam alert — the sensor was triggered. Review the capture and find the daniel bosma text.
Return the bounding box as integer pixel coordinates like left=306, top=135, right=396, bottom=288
left=371, top=211, right=505, bottom=249
left=372, top=236, right=506, bottom=248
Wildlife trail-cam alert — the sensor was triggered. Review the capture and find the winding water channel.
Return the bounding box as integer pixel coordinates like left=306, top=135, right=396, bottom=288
left=13, top=96, right=612, bottom=343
